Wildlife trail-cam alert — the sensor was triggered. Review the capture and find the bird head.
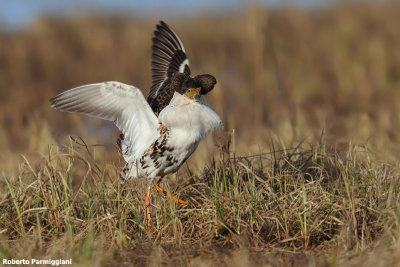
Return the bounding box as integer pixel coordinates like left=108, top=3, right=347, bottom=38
left=171, top=73, right=217, bottom=101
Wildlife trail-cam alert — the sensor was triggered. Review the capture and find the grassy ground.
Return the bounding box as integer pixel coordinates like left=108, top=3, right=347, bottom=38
left=1, top=2, right=400, bottom=266
left=1, top=133, right=400, bottom=266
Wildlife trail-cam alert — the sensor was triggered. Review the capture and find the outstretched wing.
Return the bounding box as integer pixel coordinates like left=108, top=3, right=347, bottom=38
left=147, top=21, right=191, bottom=114
left=50, top=82, right=160, bottom=159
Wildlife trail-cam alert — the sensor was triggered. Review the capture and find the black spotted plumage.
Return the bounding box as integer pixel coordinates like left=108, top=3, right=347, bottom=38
left=149, top=72, right=188, bottom=115
left=117, top=133, right=124, bottom=152
left=138, top=126, right=177, bottom=174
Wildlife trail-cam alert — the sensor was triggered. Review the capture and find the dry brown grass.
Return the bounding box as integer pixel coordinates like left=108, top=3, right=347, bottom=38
left=1, top=131, right=400, bottom=266
left=1, top=2, right=400, bottom=266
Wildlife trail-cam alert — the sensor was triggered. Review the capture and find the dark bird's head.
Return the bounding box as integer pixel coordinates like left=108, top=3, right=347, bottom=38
left=171, top=73, right=217, bottom=101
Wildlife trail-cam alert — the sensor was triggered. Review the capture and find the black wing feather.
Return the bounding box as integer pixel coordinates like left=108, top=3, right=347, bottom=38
left=147, top=21, right=191, bottom=114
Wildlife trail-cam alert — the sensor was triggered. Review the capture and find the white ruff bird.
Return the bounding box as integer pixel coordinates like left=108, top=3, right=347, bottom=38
left=50, top=21, right=223, bottom=229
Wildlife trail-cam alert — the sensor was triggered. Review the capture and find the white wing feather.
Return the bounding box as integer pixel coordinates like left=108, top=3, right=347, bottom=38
left=50, top=81, right=160, bottom=159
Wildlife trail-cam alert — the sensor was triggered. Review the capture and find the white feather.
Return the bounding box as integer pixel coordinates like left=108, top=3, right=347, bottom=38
left=159, top=92, right=223, bottom=143
left=50, top=81, right=160, bottom=160
left=178, top=59, right=189, bottom=73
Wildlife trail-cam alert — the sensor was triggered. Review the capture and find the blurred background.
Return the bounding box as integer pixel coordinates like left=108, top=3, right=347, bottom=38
left=0, top=0, right=399, bottom=171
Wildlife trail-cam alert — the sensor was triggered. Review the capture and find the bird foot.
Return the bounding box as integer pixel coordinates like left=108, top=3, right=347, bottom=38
left=155, top=178, right=190, bottom=205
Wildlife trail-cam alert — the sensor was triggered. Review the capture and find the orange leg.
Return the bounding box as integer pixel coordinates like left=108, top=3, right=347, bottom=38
left=144, top=185, right=152, bottom=231
left=155, top=176, right=190, bottom=205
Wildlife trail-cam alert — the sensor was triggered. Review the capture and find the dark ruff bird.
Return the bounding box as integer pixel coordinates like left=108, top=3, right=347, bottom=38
left=50, top=21, right=223, bottom=230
